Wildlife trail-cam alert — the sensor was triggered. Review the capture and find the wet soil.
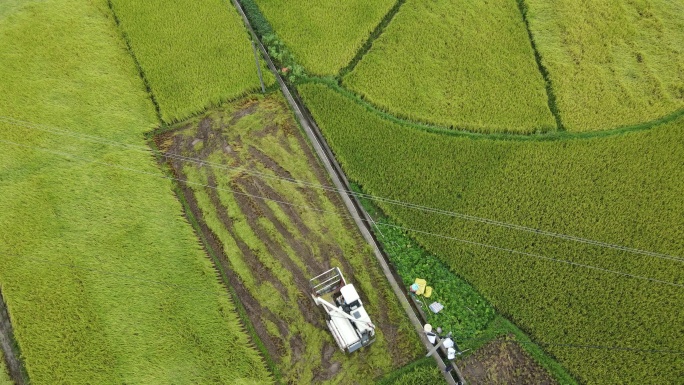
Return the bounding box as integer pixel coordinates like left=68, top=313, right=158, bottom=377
left=157, top=96, right=418, bottom=383
left=460, top=336, right=558, bottom=385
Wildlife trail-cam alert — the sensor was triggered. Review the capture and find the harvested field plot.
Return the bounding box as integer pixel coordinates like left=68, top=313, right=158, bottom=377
left=343, top=0, right=555, bottom=133
left=157, top=94, right=422, bottom=383
left=300, top=82, right=684, bottom=384
left=110, top=0, right=271, bottom=123
left=0, top=0, right=270, bottom=383
left=526, top=0, right=684, bottom=131
left=253, top=0, right=395, bottom=75
left=460, top=337, right=557, bottom=385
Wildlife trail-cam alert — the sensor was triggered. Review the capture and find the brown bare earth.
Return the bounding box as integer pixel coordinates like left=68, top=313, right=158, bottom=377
left=460, top=336, right=558, bottom=385
left=155, top=95, right=421, bottom=384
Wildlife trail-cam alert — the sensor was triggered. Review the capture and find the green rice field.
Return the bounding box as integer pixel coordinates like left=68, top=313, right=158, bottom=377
left=4, top=0, right=683, bottom=382
left=109, top=0, right=271, bottom=123
left=343, top=0, right=555, bottom=133
left=525, top=0, right=684, bottom=131
left=0, top=0, right=270, bottom=383
left=299, top=82, right=684, bottom=384
left=253, top=0, right=396, bottom=75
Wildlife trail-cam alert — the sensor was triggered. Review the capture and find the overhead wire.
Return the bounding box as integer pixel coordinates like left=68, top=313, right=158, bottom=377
left=1, top=137, right=682, bottom=289
left=2, top=116, right=682, bottom=264
left=1, top=126, right=683, bottom=357
left=3, top=251, right=681, bottom=356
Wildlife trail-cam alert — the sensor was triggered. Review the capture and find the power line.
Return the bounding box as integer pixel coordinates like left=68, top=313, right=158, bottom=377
left=457, top=334, right=684, bottom=355
left=2, top=116, right=682, bottom=264
left=3, top=251, right=683, bottom=356
left=1, top=137, right=681, bottom=289
left=377, top=222, right=684, bottom=288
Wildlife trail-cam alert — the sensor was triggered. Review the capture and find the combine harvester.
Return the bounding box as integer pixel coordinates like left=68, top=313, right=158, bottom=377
left=310, top=267, right=376, bottom=353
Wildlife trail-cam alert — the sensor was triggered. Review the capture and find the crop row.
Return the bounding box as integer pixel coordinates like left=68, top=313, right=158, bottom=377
left=0, top=1, right=271, bottom=383
left=525, top=0, right=684, bottom=131
left=252, top=0, right=396, bottom=75
left=343, top=0, right=555, bottom=134
left=109, top=0, right=271, bottom=123
left=299, top=82, right=684, bottom=384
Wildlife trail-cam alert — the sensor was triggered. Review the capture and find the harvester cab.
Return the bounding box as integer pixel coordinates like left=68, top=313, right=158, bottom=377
left=309, top=267, right=376, bottom=353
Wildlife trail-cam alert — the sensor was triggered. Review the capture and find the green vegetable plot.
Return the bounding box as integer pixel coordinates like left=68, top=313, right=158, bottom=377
left=0, top=0, right=270, bottom=383
left=299, top=82, right=684, bottom=384
left=110, top=0, right=270, bottom=123
left=344, top=0, right=555, bottom=133
left=525, top=0, right=684, bottom=131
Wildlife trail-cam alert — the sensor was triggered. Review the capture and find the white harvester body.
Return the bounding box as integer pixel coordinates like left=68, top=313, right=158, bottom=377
left=310, top=267, right=376, bottom=353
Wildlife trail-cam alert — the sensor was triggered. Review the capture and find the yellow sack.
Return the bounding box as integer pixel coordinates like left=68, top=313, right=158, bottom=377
left=424, top=286, right=433, bottom=298
left=414, top=278, right=427, bottom=296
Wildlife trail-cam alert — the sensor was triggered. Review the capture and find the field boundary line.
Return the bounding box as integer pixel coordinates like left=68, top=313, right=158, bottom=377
left=230, top=2, right=463, bottom=383
left=0, top=288, right=28, bottom=385
left=515, top=0, right=565, bottom=131
left=338, top=0, right=408, bottom=78
left=106, top=0, right=163, bottom=124
left=304, top=78, right=684, bottom=141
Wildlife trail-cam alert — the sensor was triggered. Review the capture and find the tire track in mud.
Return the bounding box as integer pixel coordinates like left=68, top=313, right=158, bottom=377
left=231, top=175, right=323, bottom=327
left=204, top=171, right=290, bottom=301
left=163, top=161, right=284, bottom=367
left=159, top=97, right=421, bottom=383
left=246, top=137, right=408, bottom=366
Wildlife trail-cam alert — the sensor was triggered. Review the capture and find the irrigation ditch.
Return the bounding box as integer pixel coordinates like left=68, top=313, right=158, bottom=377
left=0, top=289, right=27, bottom=385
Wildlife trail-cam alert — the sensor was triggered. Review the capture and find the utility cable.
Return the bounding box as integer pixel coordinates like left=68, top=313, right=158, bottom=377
left=2, top=116, right=682, bottom=264
left=2, top=251, right=683, bottom=356
left=1, top=138, right=682, bottom=289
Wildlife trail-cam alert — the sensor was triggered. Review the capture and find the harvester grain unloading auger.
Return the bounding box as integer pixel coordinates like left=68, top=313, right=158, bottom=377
left=309, top=267, right=376, bottom=353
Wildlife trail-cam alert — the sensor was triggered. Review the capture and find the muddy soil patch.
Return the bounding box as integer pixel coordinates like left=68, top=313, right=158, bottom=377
left=460, top=336, right=558, bottom=385
left=157, top=95, right=422, bottom=383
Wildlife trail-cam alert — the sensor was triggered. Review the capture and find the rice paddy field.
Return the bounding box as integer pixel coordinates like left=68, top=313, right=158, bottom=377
left=299, top=82, right=684, bottom=384
left=156, top=94, right=422, bottom=383
left=0, top=0, right=271, bottom=383
left=252, top=0, right=396, bottom=75
left=4, top=0, right=684, bottom=382
left=525, top=0, right=684, bottom=131
left=343, top=0, right=556, bottom=133
left=109, top=0, right=272, bottom=123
